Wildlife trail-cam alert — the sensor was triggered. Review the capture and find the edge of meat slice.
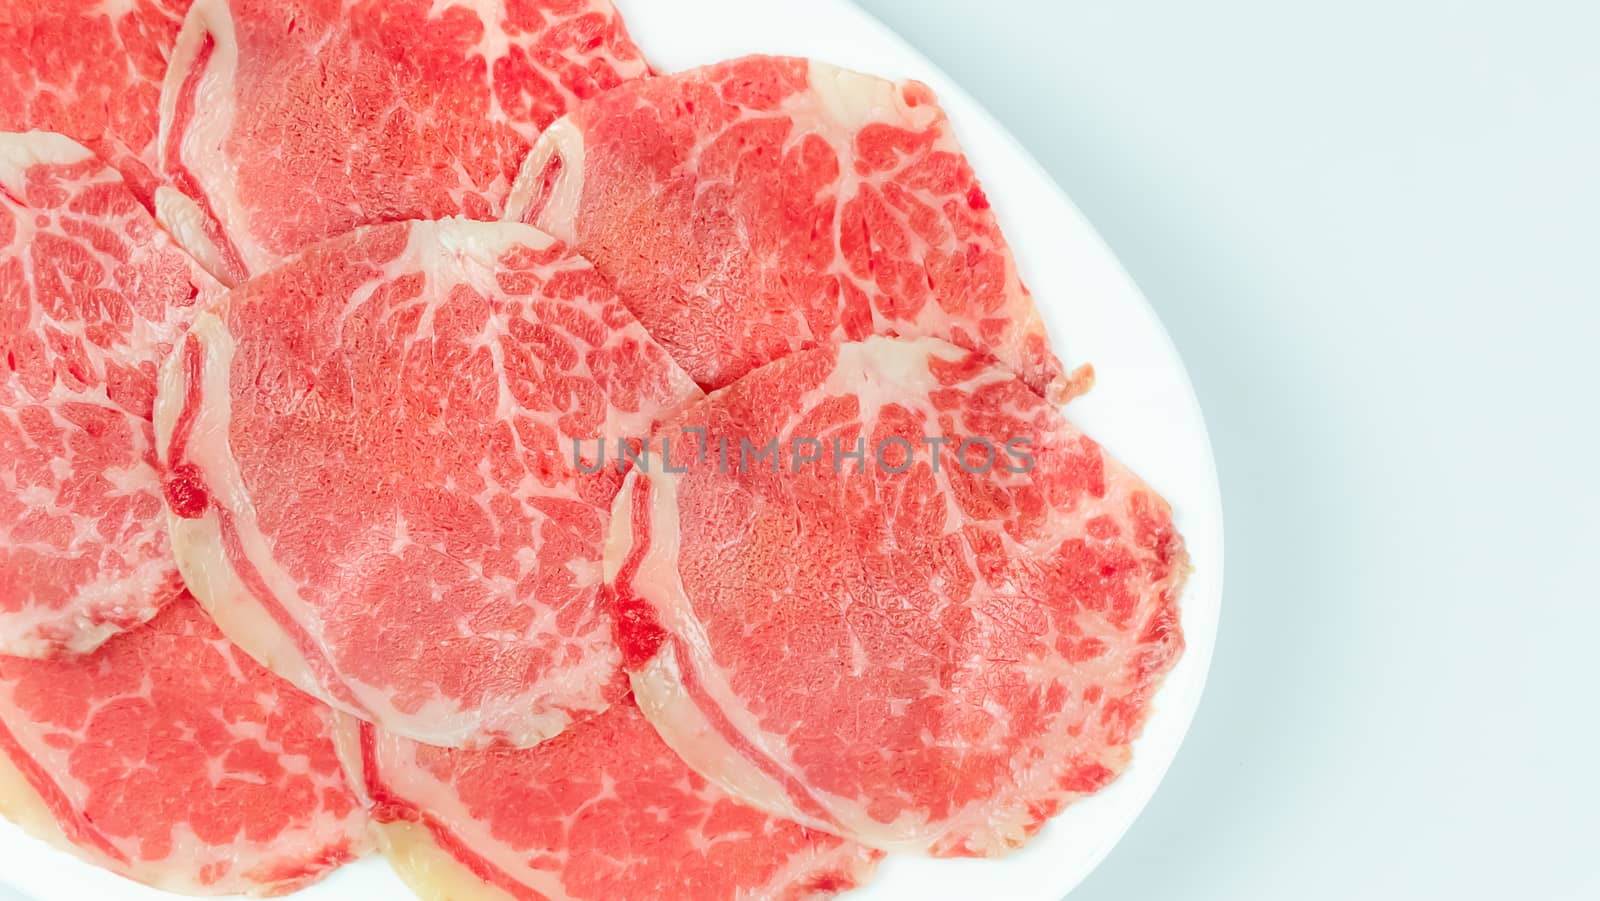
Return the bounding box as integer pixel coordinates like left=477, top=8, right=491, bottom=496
left=504, top=55, right=1086, bottom=404
left=606, top=336, right=1188, bottom=857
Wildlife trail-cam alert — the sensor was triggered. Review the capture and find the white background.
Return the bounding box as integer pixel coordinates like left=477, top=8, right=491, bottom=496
left=851, top=1, right=1600, bottom=898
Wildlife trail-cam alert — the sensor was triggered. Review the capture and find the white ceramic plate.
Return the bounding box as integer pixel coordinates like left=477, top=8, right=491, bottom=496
left=0, top=1, right=1223, bottom=899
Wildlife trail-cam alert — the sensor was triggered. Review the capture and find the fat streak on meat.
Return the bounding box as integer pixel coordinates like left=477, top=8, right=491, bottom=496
left=607, top=337, right=1189, bottom=857
left=157, top=0, right=652, bottom=285
left=349, top=696, right=880, bottom=901
left=0, top=0, right=190, bottom=210
left=505, top=55, right=1081, bottom=403
left=0, top=594, right=370, bottom=894
left=154, top=218, right=701, bottom=749
left=0, top=131, right=219, bottom=658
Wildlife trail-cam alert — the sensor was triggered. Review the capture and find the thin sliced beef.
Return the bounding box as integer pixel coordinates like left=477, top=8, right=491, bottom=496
left=608, top=336, right=1188, bottom=857
left=155, top=218, right=701, bottom=749
left=505, top=55, right=1081, bottom=402
left=352, top=696, right=880, bottom=901
left=0, top=131, right=219, bottom=658
left=158, top=0, right=651, bottom=284
left=0, top=594, right=370, bottom=894
left=0, top=0, right=190, bottom=210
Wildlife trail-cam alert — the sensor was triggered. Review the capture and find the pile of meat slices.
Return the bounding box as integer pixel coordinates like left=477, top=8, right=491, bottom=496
left=0, top=1, right=1191, bottom=899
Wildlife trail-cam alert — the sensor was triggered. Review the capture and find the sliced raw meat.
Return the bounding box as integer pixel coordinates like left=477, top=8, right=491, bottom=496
left=0, top=0, right=190, bottom=210
left=351, top=696, right=880, bottom=901
left=505, top=55, right=1079, bottom=402
left=158, top=0, right=652, bottom=285
left=1, top=131, right=219, bottom=658
left=0, top=594, right=370, bottom=894
left=607, top=336, right=1189, bottom=857
left=154, top=218, right=701, bottom=749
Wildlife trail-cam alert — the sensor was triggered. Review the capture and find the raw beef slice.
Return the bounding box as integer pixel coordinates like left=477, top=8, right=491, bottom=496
left=158, top=0, right=651, bottom=285
left=505, top=55, right=1079, bottom=402
left=154, top=218, right=702, bottom=749
left=0, top=595, right=370, bottom=894
left=0, top=0, right=190, bottom=210
left=350, top=697, right=880, bottom=901
left=608, top=336, right=1189, bottom=857
left=0, top=131, right=218, bottom=658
